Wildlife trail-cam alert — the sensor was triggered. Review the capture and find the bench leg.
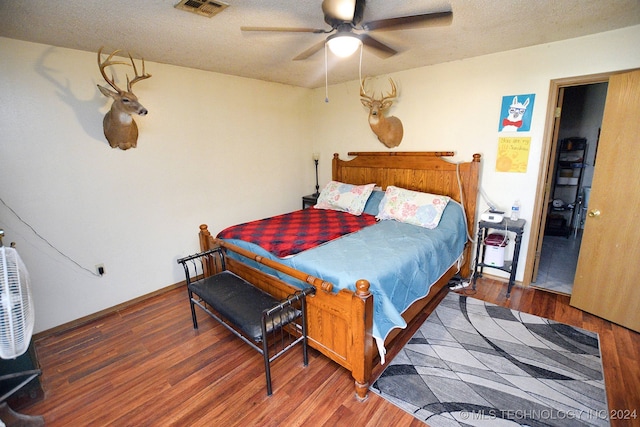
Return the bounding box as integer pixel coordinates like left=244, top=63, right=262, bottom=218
left=188, top=289, right=199, bottom=329
left=302, top=298, right=309, bottom=367
left=261, top=323, right=273, bottom=396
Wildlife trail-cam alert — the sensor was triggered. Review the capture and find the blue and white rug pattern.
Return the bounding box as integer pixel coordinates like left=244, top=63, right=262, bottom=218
left=371, top=293, right=609, bottom=426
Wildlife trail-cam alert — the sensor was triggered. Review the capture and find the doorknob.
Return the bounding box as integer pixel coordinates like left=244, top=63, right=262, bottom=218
left=588, top=209, right=601, bottom=217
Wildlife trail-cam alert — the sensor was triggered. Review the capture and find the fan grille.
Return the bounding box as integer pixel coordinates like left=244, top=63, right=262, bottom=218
left=0, top=246, right=34, bottom=359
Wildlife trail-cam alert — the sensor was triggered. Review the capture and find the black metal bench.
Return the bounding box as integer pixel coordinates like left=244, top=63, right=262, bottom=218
left=177, top=247, right=315, bottom=395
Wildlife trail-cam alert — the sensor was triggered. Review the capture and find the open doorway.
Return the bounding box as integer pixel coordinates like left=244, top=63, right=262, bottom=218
left=531, top=82, right=607, bottom=294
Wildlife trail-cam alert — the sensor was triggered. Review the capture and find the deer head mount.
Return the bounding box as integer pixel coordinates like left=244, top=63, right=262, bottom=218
left=97, top=47, right=151, bottom=150
left=360, top=78, right=404, bottom=148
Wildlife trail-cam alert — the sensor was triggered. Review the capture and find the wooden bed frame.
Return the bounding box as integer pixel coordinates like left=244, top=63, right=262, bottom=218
left=198, top=151, right=481, bottom=400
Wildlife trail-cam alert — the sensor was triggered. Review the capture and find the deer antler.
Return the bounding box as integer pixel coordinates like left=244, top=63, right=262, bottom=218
left=360, top=77, right=374, bottom=101
left=126, top=52, right=151, bottom=91
left=380, top=78, right=397, bottom=102
left=360, top=77, right=397, bottom=102
left=97, top=47, right=130, bottom=93
left=97, top=47, right=151, bottom=93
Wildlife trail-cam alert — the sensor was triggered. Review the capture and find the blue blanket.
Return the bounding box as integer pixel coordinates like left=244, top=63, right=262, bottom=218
left=220, top=201, right=468, bottom=357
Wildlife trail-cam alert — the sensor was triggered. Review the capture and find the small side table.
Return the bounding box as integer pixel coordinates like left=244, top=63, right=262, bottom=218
left=472, top=217, right=526, bottom=298
left=302, top=193, right=319, bottom=209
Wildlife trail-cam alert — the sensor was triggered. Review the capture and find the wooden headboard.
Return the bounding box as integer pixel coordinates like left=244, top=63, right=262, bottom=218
left=333, top=151, right=482, bottom=273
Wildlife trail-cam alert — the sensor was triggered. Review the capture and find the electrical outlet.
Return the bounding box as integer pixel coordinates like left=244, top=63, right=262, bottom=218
left=96, top=264, right=105, bottom=276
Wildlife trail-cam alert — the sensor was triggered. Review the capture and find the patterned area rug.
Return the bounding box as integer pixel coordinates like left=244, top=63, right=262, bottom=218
left=371, top=293, right=609, bottom=426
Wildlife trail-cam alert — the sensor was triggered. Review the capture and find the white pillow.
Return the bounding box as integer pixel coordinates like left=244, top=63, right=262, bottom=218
left=314, top=181, right=376, bottom=215
left=376, top=186, right=450, bottom=229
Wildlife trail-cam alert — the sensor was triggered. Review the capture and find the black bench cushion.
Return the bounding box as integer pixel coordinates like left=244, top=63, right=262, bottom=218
left=188, top=271, right=300, bottom=342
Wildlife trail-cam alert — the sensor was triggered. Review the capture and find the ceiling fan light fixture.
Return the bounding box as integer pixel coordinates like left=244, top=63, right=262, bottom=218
left=326, top=33, right=362, bottom=57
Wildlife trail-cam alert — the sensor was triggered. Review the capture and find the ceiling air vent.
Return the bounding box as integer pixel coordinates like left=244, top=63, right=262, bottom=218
left=175, top=0, right=229, bottom=18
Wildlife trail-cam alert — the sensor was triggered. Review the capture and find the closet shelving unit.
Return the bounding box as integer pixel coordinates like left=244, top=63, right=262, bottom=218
left=546, top=137, right=587, bottom=237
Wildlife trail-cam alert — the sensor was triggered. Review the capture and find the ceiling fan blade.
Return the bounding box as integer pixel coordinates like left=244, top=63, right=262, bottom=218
left=362, top=11, right=452, bottom=32
left=322, top=0, right=357, bottom=22
left=293, top=40, right=327, bottom=61
left=360, top=34, right=397, bottom=58
left=241, top=26, right=328, bottom=34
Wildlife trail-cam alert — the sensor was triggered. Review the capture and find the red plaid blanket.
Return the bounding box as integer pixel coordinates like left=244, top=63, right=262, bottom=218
left=217, top=208, right=377, bottom=258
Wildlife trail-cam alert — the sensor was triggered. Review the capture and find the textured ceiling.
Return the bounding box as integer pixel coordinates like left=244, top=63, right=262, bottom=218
left=1, top=0, right=639, bottom=88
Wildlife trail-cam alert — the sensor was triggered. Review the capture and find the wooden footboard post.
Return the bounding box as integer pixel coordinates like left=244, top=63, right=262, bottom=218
left=199, top=224, right=212, bottom=252
left=352, top=279, right=374, bottom=401
left=459, top=154, right=482, bottom=279
left=199, top=224, right=216, bottom=277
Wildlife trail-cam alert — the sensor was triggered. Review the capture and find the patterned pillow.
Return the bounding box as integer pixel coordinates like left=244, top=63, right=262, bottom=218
left=376, top=186, right=451, bottom=228
left=314, top=181, right=376, bottom=215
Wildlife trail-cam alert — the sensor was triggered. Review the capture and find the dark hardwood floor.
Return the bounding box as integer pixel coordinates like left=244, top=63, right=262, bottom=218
left=17, top=278, right=640, bottom=426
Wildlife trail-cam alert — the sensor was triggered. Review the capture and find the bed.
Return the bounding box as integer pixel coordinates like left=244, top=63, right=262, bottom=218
left=198, top=151, right=481, bottom=400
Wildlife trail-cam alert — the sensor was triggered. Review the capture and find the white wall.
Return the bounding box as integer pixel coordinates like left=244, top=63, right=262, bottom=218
left=2, top=25, right=640, bottom=333
left=309, top=25, right=640, bottom=281
left=0, top=38, right=311, bottom=332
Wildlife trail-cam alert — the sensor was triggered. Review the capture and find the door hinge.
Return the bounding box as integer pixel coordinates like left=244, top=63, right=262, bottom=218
left=555, top=107, right=562, bottom=118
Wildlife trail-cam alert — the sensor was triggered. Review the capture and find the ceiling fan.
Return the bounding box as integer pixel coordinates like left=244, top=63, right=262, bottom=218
left=241, top=0, right=453, bottom=60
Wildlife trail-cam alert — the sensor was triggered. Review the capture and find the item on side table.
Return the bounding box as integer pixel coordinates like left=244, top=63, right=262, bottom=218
left=510, top=199, right=520, bottom=220
left=484, top=233, right=508, bottom=267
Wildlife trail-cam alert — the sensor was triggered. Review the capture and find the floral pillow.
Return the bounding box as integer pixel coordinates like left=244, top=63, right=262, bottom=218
left=314, top=181, right=376, bottom=215
left=376, top=186, right=450, bottom=229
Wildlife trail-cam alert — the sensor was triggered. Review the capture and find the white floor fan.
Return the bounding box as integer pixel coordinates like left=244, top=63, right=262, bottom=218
left=0, top=231, right=44, bottom=426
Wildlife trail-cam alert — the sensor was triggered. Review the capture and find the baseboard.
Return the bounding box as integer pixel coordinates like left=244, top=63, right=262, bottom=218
left=476, top=271, right=525, bottom=287
left=477, top=272, right=509, bottom=283
left=33, top=281, right=186, bottom=342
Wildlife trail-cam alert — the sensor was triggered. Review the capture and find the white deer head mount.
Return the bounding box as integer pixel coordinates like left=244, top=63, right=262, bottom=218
left=97, top=47, right=151, bottom=150
left=360, top=78, right=404, bottom=148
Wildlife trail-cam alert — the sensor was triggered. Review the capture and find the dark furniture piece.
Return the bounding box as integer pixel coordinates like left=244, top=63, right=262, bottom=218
left=302, top=193, right=319, bottom=209
left=546, top=137, right=587, bottom=237
left=472, top=218, right=526, bottom=298
left=0, top=342, right=43, bottom=410
left=177, top=247, right=314, bottom=395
